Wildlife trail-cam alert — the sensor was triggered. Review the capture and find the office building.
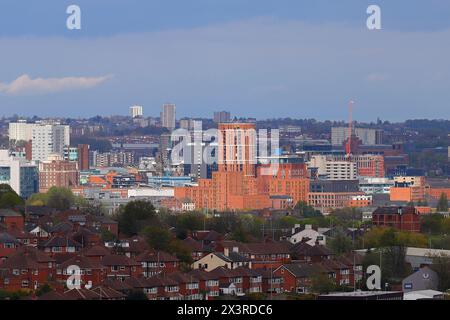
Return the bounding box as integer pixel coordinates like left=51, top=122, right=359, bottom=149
left=8, top=120, right=34, bottom=142
left=331, top=127, right=383, bottom=146
left=0, top=150, right=39, bottom=198
left=213, top=111, right=231, bottom=123
left=31, top=123, right=70, bottom=162
left=130, top=105, right=143, bottom=118
left=161, top=103, right=176, bottom=130
left=218, top=122, right=257, bottom=177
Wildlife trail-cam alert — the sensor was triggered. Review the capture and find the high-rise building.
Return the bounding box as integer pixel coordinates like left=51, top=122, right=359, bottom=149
left=218, top=123, right=257, bottom=177
left=161, top=103, right=176, bottom=130
left=308, top=155, right=357, bottom=180
left=77, top=144, right=90, bottom=170
left=130, top=105, right=143, bottom=118
left=62, top=144, right=90, bottom=170
left=38, top=154, right=79, bottom=192
left=31, top=123, right=70, bottom=162
left=331, top=127, right=383, bottom=146
left=0, top=150, right=39, bottom=198
left=213, top=111, right=231, bottom=123
left=8, top=120, right=34, bottom=142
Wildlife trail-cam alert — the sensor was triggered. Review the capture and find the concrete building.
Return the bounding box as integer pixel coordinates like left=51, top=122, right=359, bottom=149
left=331, top=127, right=383, bottom=146
left=213, top=111, right=231, bottom=123
left=308, top=155, right=357, bottom=180
left=8, top=120, right=34, bottom=142
left=161, top=103, right=176, bottom=130
left=0, top=150, right=39, bottom=198
left=31, top=123, right=70, bottom=162
left=129, top=105, right=143, bottom=118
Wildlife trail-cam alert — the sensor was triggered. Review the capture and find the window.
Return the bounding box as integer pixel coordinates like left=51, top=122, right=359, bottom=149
left=13, top=269, right=19, bottom=276
left=21, top=280, right=29, bottom=288
left=111, top=266, right=119, bottom=272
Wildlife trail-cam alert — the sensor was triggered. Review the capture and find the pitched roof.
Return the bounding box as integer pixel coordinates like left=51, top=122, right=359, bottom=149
left=136, top=250, right=179, bottom=263
left=60, top=255, right=104, bottom=269
left=278, top=263, right=319, bottom=278
left=38, top=290, right=75, bottom=301
left=41, top=235, right=82, bottom=248
left=101, top=254, right=140, bottom=266
left=91, top=285, right=126, bottom=299
left=291, top=242, right=333, bottom=257
left=0, top=209, right=22, bottom=217
left=0, top=232, right=20, bottom=244
left=63, top=288, right=101, bottom=300
left=183, top=237, right=213, bottom=252
left=82, top=245, right=111, bottom=257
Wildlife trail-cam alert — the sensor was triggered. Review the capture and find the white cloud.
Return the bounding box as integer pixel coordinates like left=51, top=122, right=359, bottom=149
left=0, top=74, right=113, bottom=96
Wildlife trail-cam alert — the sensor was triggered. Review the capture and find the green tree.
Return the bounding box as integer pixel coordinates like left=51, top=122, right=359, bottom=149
left=143, top=225, right=172, bottom=251
left=0, top=191, right=24, bottom=208
left=437, top=193, right=449, bottom=212
left=126, top=290, right=148, bottom=300
left=328, top=228, right=353, bottom=256
left=118, top=200, right=157, bottom=236
left=430, top=254, right=450, bottom=291
left=421, top=214, right=444, bottom=235
left=295, top=201, right=322, bottom=218
left=46, top=187, right=75, bottom=210
left=310, top=272, right=336, bottom=294
left=35, top=284, right=53, bottom=297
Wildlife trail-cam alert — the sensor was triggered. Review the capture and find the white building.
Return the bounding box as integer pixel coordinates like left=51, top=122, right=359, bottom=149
left=31, top=123, right=70, bottom=162
left=161, top=103, right=176, bottom=130
left=288, top=224, right=326, bottom=246
left=8, top=120, right=35, bottom=142
left=0, top=150, right=39, bottom=198
left=359, top=177, right=394, bottom=194
left=130, top=105, right=143, bottom=118
left=331, top=127, right=383, bottom=146
left=308, top=155, right=357, bottom=180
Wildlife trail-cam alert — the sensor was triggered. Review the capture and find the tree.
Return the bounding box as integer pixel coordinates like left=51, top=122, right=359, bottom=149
left=421, top=214, right=444, bottom=235
left=310, top=272, right=336, bottom=294
left=143, top=226, right=172, bottom=251
left=46, top=187, right=75, bottom=210
left=328, top=228, right=353, bottom=256
left=295, top=201, right=322, bottom=218
left=117, top=200, right=157, bottom=236
left=430, top=254, right=450, bottom=291
left=437, top=193, right=449, bottom=212
left=0, top=184, right=24, bottom=208
left=35, top=284, right=53, bottom=297
left=0, top=191, right=24, bottom=209
left=126, top=290, right=148, bottom=300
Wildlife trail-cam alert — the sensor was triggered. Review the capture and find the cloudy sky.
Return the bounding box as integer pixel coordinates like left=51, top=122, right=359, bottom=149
left=0, top=0, right=449, bottom=121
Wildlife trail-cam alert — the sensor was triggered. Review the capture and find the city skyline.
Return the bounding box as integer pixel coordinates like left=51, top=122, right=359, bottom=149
left=0, top=1, right=449, bottom=121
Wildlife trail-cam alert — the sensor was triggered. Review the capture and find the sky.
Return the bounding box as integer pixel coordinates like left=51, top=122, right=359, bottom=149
left=0, top=0, right=450, bottom=121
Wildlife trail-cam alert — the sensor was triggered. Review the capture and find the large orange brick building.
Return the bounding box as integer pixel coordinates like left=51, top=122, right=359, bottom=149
left=174, top=123, right=309, bottom=211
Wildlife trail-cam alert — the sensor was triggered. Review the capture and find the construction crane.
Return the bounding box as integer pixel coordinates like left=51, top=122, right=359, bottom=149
left=345, top=100, right=355, bottom=157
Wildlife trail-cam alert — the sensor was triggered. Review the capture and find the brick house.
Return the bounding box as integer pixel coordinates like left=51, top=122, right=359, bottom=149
left=0, top=209, right=24, bottom=231
left=56, top=255, right=106, bottom=288
left=273, top=263, right=318, bottom=294
left=0, top=247, right=56, bottom=291
left=0, top=232, right=21, bottom=259
left=372, top=206, right=421, bottom=232
left=136, top=250, right=180, bottom=277
left=187, top=269, right=220, bottom=299
left=101, top=254, right=141, bottom=280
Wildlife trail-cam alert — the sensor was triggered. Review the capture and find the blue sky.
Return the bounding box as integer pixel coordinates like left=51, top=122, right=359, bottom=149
left=0, top=0, right=450, bottom=121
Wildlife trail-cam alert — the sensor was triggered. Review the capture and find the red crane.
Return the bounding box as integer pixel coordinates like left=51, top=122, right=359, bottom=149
left=346, top=100, right=355, bottom=157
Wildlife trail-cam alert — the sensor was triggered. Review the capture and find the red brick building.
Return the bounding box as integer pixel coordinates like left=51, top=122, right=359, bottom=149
left=372, top=206, right=421, bottom=232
